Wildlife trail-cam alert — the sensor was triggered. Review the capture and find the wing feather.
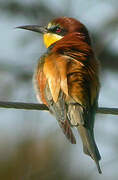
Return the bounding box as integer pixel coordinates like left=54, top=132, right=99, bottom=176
left=43, top=54, right=69, bottom=102
left=43, top=56, right=61, bottom=102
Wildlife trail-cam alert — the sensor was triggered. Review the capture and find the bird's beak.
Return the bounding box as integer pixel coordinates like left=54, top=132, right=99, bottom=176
left=16, top=25, right=48, bottom=34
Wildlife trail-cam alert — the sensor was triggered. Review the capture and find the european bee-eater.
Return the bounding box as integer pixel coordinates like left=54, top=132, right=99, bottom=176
left=18, top=17, right=101, bottom=173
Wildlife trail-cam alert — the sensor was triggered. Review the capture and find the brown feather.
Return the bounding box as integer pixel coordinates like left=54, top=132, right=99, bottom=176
left=51, top=32, right=99, bottom=106
left=43, top=55, right=61, bottom=103
left=49, top=27, right=101, bottom=173
left=52, top=17, right=91, bottom=45
left=34, top=63, right=48, bottom=106
left=56, top=56, right=68, bottom=96
left=43, top=54, right=68, bottom=102
left=53, top=32, right=92, bottom=58
left=59, top=119, right=76, bottom=144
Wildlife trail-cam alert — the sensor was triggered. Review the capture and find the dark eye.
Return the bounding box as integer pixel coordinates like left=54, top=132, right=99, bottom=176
left=55, top=27, right=61, bottom=33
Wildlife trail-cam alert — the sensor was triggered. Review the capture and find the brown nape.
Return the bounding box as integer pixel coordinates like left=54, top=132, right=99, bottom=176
left=52, top=32, right=93, bottom=60
left=52, top=17, right=91, bottom=45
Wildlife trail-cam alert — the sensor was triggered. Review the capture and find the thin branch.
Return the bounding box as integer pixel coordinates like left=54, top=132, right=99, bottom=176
left=97, top=107, right=118, bottom=115
left=0, top=101, right=117, bottom=115
left=0, top=101, right=49, bottom=111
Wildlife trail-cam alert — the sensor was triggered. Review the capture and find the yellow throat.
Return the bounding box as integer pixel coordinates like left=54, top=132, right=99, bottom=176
left=43, top=33, right=62, bottom=48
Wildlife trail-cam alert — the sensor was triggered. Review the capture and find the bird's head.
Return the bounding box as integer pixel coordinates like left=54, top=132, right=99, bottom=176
left=17, top=17, right=91, bottom=48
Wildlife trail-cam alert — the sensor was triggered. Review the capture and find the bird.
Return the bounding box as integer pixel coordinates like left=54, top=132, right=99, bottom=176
left=17, top=16, right=102, bottom=173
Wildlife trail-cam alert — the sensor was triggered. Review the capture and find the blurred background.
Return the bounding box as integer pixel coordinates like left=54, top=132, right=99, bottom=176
left=0, top=0, right=118, bottom=179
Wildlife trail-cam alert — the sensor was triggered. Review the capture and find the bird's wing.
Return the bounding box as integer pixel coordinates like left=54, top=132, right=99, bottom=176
left=42, top=53, right=76, bottom=144
left=50, top=33, right=101, bottom=172
left=64, top=55, right=101, bottom=172
left=43, top=54, right=69, bottom=103
left=51, top=32, right=99, bottom=106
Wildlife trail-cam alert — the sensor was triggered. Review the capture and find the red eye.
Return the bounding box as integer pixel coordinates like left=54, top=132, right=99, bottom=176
left=56, top=27, right=61, bottom=33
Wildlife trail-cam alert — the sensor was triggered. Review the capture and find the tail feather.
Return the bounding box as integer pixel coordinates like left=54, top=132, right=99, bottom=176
left=68, top=103, right=101, bottom=173
left=78, top=126, right=102, bottom=174
left=59, top=119, right=76, bottom=144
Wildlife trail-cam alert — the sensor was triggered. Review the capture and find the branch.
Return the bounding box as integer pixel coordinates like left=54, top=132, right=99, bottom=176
left=0, top=101, right=49, bottom=111
left=0, top=101, right=117, bottom=115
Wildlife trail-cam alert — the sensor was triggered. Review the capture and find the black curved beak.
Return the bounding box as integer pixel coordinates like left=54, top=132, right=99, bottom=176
left=16, top=25, right=47, bottom=34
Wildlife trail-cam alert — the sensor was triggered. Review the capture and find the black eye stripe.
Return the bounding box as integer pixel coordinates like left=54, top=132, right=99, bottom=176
left=48, top=25, right=67, bottom=35
left=48, top=26, right=61, bottom=32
